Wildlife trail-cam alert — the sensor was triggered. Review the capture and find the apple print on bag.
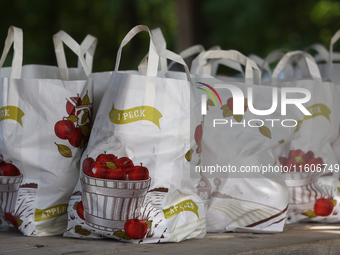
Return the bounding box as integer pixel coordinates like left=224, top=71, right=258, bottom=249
left=279, top=149, right=339, bottom=219
left=78, top=152, right=151, bottom=237
left=54, top=92, right=92, bottom=158
left=0, top=156, right=23, bottom=216
left=0, top=155, right=24, bottom=229
left=221, top=97, right=248, bottom=122
left=279, top=149, right=323, bottom=172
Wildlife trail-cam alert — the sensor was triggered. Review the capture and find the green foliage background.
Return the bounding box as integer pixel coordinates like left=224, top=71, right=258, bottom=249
left=1, top=0, right=340, bottom=72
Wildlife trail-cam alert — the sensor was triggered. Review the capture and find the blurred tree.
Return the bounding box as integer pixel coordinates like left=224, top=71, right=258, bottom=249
left=202, top=0, right=340, bottom=58
left=0, top=0, right=176, bottom=72
left=0, top=0, right=340, bottom=72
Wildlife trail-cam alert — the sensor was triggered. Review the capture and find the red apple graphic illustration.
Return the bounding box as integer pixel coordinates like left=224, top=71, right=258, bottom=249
left=76, top=201, right=85, bottom=220
left=314, top=198, right=334, bottom=216
left=114, top=157, right=134, bottom=170
left=129, top=164, right=149, bottom=180
left=55, top=119, right=76, bottom=139
left=91, top=161, right=109, bottom=179
left=124, top=219, right=147, bottom=239
left=0, top=160, right=6, bottom=174
left=194, top=124, right=202, bottom=145
left=96, top=153, right=117, bottom=163
left=227, top=97, right=247, bottom=112
left=279, top=157, right=287, bottom=166
left=302, top=151, right=314, bottom=163
left=309, top=157, right=324, bottom=168
left=66, top=96, right=81, bottom=115
left=288, top=149, right=304, bottom=158
left=124, top=167, right=134, bottom=175
left=5, top=213, right=18, bottom=228
left=2, top=163, right=20, bottom=176
left=68, top=127, right=83, bottom=147
left=83, top=157, right=94, bottom=176
left=285, top=157, right=297, bottom=168
left=107, top=168, right=126, bottom=180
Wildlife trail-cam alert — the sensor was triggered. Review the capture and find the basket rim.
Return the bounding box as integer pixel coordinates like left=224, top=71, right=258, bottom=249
left=0, top=173, right=23, bottom=178
left=81, top=171, right=151, bottom=183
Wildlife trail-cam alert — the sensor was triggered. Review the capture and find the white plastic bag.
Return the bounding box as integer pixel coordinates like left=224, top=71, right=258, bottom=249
left=191, top=50, right=295, bottom=233
left=64, top=25, right=206, bottom=243
left=272, top=51, right=340, bottom=223
left=0, top=27, right=93, bottom=236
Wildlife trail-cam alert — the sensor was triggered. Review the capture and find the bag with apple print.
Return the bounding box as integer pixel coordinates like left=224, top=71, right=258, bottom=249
left=64, top=25, right=206, bottom=243
left=189, top=50, right=303, bottom=233
left=310, top=30, right=340, bottom=169
left=0, top=27, right=94, bottom=236
left=271, top=51, right=340, bottom=223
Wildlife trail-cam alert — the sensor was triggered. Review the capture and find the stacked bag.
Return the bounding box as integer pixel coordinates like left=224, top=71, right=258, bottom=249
left=1, top=24, right=340, bottom=242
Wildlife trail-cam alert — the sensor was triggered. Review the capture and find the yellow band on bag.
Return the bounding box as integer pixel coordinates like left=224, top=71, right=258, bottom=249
left=163, top=200, right=199, bottom=219
left=109, top=103, right=162, bottom=129
left=0, top=106, right=25, bottom=126
left=294, top=104, right=331, bottom=133
left=35, top=204, right=68, bottom=222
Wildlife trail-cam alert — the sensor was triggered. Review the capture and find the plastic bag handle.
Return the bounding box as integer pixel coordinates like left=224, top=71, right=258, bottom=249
left=151, top=28, right=167, bottom=72
left=203, top=46, right=244, bottom=77
left=330, top=29, right=340, bottom=65
left=115, top=25, right=159, bottom=77
left=138, top=27, right=168, bottom=75
left=157, top=47, right=193, bottom=85
left=168, top=44, right=205, bottom=69
left=249, top=54, right=269, bottom=75
left=53, top=30, right=91, bottom=80
left=272, top=51, right=321, bottom=82
left=191, top=50, right=261, bottom=85
left=0, top=26, right=23, bottom=79
left=77, top=34, right=98, bottom=72
left=304, top=43, right=329, bottom=63
left=203, top=58, right=245, bottom=77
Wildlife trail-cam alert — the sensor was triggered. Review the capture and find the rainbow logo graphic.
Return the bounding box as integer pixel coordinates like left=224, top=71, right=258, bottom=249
left=196, top=82, right=222, bottom=115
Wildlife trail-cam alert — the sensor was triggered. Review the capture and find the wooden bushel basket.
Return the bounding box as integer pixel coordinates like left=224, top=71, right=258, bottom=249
left=80, top=172, right=151, bottom=232
left=0, top=174, right=23, bottom=213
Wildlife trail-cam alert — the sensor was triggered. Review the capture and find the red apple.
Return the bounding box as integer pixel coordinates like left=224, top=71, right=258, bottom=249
left=296, top=162, right=306, bottom=172
left=107, top=168, right=126, bottom=180
left=194, top=124, right=202, bottom=145
left=124, top=167, right=134, bottom=175
left=66, top=96, right=81, bottom=115
left=308, top=157, right=324, bottom=169
left=68, top=127, right=83, bottom=147
left=55, top=120, right=76, bottom=139
left=76, top=201, right=85, bottom=220
left=0, top=160, right=6, bottom=174
left=279, top=157, right=287, bottom=166
left=96, top=153, right=117, bottom=163
left=124, top=219, right=147, bottom=239
left=91, top=161, right=109, bottom=179
left=227, top=97, right=234, bottom=112
left=314, top=198, right=333, bottom=216
left=2, top=163, right=20, bottom=176
left=288, top=149, right=304, bottom=159
left=128, top=164, right=149, bottom=180
left=226, top=97, right=247, bottom=112
left=114, top=157, right=134, bottom=170
left=83, top=157, right=94, bottom=176
left=302, top=151, right=314, bottom=163
left=5, top=213, right=18, bottom=228
left=285, top=157, right=297, bottom=169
